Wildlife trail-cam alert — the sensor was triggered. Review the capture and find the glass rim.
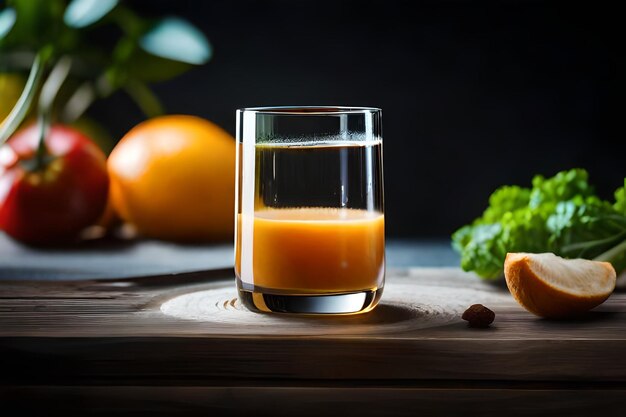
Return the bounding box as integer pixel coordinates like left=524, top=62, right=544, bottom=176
left=237, top=106, right=381, bottom=115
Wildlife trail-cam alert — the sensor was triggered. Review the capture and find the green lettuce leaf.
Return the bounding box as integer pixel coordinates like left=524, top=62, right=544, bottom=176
left=615, top=179, right=626, bottom=215
left=452, top=169, right=626, bottom=279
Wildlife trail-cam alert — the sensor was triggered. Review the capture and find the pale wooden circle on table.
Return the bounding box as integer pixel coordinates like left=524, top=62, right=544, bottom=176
left=160, top=280, right=508, bottom=336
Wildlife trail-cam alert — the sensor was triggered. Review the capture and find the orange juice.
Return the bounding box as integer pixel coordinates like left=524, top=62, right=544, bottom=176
left=236, top=207, right=385, bottom=293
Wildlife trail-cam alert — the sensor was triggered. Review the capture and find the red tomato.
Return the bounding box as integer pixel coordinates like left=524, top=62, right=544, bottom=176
left=0, top=124, right=109, bottom=244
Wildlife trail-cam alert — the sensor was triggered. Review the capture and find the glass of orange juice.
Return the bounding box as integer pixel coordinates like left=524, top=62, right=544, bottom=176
left=235, top=106, right=384, bottom=315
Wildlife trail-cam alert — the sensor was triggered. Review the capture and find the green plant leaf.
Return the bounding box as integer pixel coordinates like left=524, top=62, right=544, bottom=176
left=139, top=17, right=211, bottom=65
left=125, top=49, right=193, bottom=82
left=64, top=0, right=118, bottom=28
left=0, top=7, right=17, bottom=40
left=0, top=51, right=48, bottom=144
left=0, top=0, right=65, bottom=49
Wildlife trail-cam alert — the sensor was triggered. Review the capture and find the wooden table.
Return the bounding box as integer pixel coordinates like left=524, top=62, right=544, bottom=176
left=1, top=267, right=624, bottom=416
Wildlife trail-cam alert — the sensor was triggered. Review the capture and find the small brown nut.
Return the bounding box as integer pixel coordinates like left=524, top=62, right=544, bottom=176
left=462, top=304, right=495, bottom=328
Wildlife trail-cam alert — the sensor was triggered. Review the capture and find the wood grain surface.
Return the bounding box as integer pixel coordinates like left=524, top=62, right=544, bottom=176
left=1, top=267, right=625, bottom=415
left=3, top=385, right=626, bottom=417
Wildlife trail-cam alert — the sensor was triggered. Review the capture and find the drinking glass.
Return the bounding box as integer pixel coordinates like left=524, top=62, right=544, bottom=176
left=235, top=106, right=384, bottom=315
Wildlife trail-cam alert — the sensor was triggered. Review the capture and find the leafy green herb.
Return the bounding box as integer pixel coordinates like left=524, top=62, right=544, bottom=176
left=452, top=169, right=626, bottom=279
left=615, top=180, right=626, bottom=215
left=1, top=0, right=211, bottom=144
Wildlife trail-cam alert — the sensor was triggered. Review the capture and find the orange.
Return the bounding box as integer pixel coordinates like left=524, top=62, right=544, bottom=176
left=504, top=252, right=616, bottom=318
left=108, top=115, right=235, bottom=241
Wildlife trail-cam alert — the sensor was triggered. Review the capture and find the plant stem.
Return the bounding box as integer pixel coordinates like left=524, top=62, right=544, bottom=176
left=61, top=82, right=96, bottom=123
left=562, top=231, right=626, bottom=254
left=594, top=238, right=626, bottom=270
left=124, top=80, right=165, bottom=118
left=34, top=56, right=73, bottom=169
left=38, top=56, right=73, bottom=114
left=62, top=74, right=113, bottom=123
left=0, top=51, right=47, bottom=144
left=34, top=112, right=50, bottom=171
left=110, top=6, right=144, bottom=37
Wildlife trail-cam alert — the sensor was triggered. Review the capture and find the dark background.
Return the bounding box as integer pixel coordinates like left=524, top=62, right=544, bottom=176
left=90, top=0, right=624, bottom=238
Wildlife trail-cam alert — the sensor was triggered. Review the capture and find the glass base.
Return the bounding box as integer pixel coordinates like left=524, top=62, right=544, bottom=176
left=237, top=279, right=383, bottom=315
